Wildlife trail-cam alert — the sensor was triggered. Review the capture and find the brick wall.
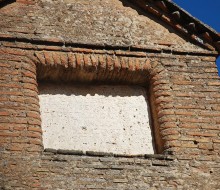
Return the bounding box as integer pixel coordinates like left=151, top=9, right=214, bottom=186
left=154, top=55, right=220, bottom=159
left=1, top=152, right=220, bottom=189
left=0, top=41, right=219, bottom=189
left=0, top=0, right=220, bottom=189
left=0, top=47, right=43, bottom=154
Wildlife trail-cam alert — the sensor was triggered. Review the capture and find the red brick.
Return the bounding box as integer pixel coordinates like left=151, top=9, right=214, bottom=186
left=165, top=140, right=181, bottom=148
left=29, top=139, right=42, bottom=146
left=8, top=143, right=26, bottom=151
left=152, top=79, right=170, bottom=87
left=75, top=53, right=84, bottom=69
left=160, top=122, right=177, bottom=129
left=114, top=56, right=121, bottom=71
left=0, top=125, right=10, bottom=130
left=186, top=132, right=217, bottom=137
left=179, top=123, right=198, bottom=129
left=127, top=58, right=134, bottom=71
left=181, top=142, right=198, bottom=148
left=27, top=119, right=41, bottom=125
left=201, top=57, right=216, bottom=62
left=26, top=111, right=40, bottom=119
left=83, top=54, right=92, bottom=69
left=0, top=111, right=10, bottom=116
left=213, top=139, right=220, bottom=143
left=72, top=48, right=94, bottom=54
left=35, top=52, right=46, bottom=65
left=161, top=128, right=179, bottom=136
left=0, top=132, right=20, bottom=137
left=13, top=126, right=27, bottom=131
left=204, top=68, right=218, bottom=73
left=25, top=131, right=42, bottom=139
left=158, top=116, right=177, bottom=123
left=21, top=70, right=36, bottom=79
left=0, top=62, right=10, bottom=68
left=213, top=143, right=220, bottom=150
left=67, top=53, right=76, bottom=68
left=198, top=143, right=213, bottom=150
left=60, top=53, right=68, bottom=68
left=207, top=81, right=220, bottom=86
left=155, top=96, right=172, bottom=104
left=28, top=127, right=42, bottom=133
left=99, top=54, right=107, bottom=69
left=23, top=90, right=38, bottom=98
left=3, top=48, right=26, bottom=56
left=44, top=51, right=54, bottom=65
left=107, top=55, right=114, bottom=71
left=158, top=110, right=174, bottom=117
left=23, top=83, right=38, bottom=92
left=201, top=125, right=219, bottom=130
left=175, top=110, right=195, bottom=116
left=11, top=138, right=29, bottom=143
left=26, top=145, right=43, bottom=152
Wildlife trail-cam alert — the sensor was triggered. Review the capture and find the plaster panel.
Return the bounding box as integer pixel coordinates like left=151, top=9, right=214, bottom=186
left=39, top=84, right=154, bottom=155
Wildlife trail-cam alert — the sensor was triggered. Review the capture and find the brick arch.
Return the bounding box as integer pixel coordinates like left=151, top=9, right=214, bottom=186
left=29, top=50, right=151, bottom=85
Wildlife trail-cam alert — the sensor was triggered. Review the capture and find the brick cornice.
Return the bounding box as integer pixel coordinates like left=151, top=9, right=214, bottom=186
left=0, top=36, right=218, bottom=57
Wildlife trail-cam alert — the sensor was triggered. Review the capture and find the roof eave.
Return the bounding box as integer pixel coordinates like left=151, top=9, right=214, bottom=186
left=131, top=0, right=220, bottom=54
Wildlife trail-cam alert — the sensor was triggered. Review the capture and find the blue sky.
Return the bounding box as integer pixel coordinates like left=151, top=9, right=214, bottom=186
left=173, top=0, right=220, bottom=75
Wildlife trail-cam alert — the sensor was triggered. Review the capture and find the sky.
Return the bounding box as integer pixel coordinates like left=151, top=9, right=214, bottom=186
left=172, top=0, right=220, bottom=75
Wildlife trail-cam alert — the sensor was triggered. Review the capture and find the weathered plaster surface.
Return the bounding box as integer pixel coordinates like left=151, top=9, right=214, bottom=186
left=0, top=0, right=208, bottom=52
left=39, top=84, right=154, bottom=154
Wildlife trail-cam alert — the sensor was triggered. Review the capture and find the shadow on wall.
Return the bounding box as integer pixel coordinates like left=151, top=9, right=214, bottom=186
left=38, top=82, right=149, bottom=97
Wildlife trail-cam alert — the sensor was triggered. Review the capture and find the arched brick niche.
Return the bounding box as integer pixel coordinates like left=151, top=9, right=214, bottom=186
left=0, top=46, right=170, bottom=155
left=29, top=49, right=167, bottom=154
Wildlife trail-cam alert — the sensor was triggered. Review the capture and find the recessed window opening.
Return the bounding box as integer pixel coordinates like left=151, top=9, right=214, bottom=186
left=39, top=82, right=156, bottom=155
